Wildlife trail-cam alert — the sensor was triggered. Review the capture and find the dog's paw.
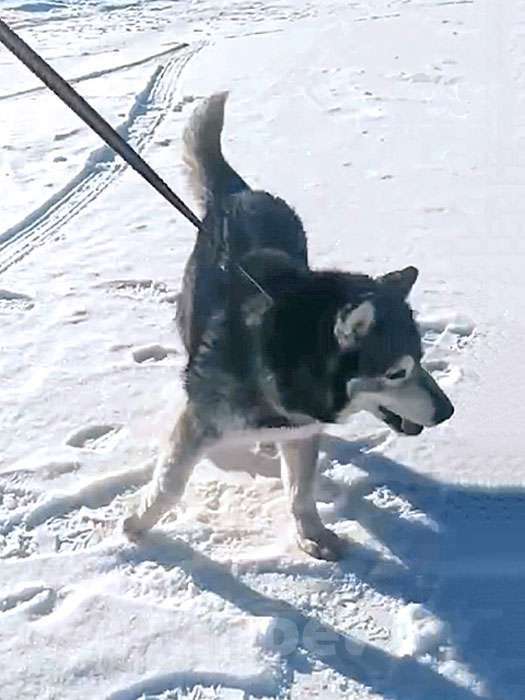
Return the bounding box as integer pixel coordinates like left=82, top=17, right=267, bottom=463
left=297, top=527, right=344, bottom=561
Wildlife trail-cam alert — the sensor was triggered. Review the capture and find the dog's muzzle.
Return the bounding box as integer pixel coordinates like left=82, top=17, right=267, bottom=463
left=378, top=369, right=454, bottom=436
left=345, top=367, right=455, bottom=437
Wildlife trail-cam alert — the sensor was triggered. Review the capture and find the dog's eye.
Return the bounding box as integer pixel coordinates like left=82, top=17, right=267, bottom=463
left=386, top=369, right=406, bottom=381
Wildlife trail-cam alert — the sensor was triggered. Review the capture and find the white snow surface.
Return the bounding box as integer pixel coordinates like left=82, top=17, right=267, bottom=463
left=1, top=1, right=524, bottom=698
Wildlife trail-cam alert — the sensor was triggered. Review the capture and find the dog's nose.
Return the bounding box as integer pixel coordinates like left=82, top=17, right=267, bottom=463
left=433, top=398, right=454, bottom=425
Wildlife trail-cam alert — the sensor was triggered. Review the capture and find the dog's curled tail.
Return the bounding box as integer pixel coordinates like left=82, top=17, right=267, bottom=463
left=183, top=92, right=248, bottom=213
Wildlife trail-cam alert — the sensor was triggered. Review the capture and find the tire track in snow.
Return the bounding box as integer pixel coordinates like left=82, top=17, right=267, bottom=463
left=0, top=42, right=204, bottom=274
left=0, top=43, right=189, bottom=102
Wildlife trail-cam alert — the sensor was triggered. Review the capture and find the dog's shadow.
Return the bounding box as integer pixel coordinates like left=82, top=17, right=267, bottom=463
left=121, top=436, right=525, bottom=700
left=321, top=434, right=525, bottom=700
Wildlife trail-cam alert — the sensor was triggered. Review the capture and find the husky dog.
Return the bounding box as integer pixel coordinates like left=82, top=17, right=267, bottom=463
left=123, top=93, right=454, bottom=560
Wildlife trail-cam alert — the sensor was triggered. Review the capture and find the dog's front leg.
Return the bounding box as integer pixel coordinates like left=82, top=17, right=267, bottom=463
left=123, top=403, right=208, bottom=538
left=280, top=435, right=343, bottom=561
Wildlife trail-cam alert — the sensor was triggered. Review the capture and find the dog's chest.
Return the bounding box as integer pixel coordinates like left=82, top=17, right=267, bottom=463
left=203, top=366, right=319, bottom=443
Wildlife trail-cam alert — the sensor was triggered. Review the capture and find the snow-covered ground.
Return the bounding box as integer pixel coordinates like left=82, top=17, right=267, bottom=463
left=1, top=0, right=524, bottom=698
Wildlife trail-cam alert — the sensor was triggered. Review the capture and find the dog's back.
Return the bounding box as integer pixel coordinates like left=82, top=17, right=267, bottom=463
left=177, top=93, right=308, bottom=356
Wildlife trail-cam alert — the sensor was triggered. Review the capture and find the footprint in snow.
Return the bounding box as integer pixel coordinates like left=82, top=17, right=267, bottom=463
left=0, top=584, right=56, bottom=618
left=418, top=312, right=475, bottom=387
left=131, top=343, right=178, bottom=363
left=0, top=288, right=34, bottom=312
left=62, top=309, right=88, bottom=324
left=53, top=127, right=81, bottom=142
left=422, top=205, right=448, bottom=214
left=98, top=278, right=174, bottom=302
left=172, top=94, right=196, bottom=112
left=104, top=278, right=167, bottom=292
left=65, top=424, right=122, bottom=450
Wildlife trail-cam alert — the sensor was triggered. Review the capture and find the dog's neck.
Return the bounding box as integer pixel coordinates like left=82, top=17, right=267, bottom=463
left=247, top=297, right=338, bottom=423
left=236, top=266, right=376, bottom=424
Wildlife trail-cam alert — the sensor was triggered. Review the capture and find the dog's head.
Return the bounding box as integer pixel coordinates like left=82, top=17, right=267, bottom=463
left=333, top=266, right=454, bottom=435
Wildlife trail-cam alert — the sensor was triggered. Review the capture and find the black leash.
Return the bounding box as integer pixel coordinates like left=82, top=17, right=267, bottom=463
left=0, top=18, right=203, bottom=232
left=0, top=18, right=273, bottom=302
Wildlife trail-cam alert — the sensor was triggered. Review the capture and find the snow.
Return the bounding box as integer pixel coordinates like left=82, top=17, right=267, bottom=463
left=392, top=603, right=448, bottom=658
left=1, top=0, right=524, bottom=698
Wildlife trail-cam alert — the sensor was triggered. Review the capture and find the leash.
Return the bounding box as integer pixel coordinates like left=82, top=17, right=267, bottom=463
left=0, top=18, right=273, bottom=302
left=0, top=18, right=203, bottom=231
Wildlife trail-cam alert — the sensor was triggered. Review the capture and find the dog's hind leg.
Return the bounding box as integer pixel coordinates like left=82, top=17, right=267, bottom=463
left=123, top=403, right=208, bottom=538
left=280, top=435, right=344, bottom=561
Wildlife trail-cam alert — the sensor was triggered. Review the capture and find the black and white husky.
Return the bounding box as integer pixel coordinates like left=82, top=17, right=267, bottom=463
left=123, top=93, right=454, bottom=560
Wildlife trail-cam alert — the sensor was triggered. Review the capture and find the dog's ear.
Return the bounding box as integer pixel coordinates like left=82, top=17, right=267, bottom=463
left=334, top=301, right=375, bottom=350
left=377, top=266, right=419, bottom=298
